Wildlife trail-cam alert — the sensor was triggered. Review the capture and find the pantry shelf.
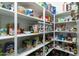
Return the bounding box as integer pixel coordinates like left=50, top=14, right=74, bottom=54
left=55, top=47, right=75, bottom=55
left=0, top=7, right=14, bottom=17
left=17, top=33, right=44, bottom=37
left=45, top=48, right=54, bottom=56
left=55, top=21, right=77, bottom=24
left=56, top=11, right=71, bottom=17
left=55, top=31, right=77, bottom=33
left=45, top=39, right=54, bottom=45
left=0, top=35, right=14, bottom=40
left=54, top=39, right=74, bottom=43
left=45, top=31, right=54, bottom=34
left=18, top=13, right=44, bottom=22
left=18, top=43, right=45, bottom=56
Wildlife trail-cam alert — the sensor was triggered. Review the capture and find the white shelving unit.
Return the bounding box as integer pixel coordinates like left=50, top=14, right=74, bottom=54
left=55, top=47, right=75, bottom=55
left=0, top=2, right=54, bottom=56
left=18, top=43, right=45, bottom=56
left=54, top=9, right=78, bottom=55
left=45, top=48, right=54, bottom=56
left=0, top=36, right=14, bottom=40
left=0, top=2, right=78, bottom=56
left=54, top=39, right=74, bottom=43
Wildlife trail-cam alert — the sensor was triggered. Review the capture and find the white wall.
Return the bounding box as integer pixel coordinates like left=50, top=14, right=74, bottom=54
left=51, top=2, right=71, bottom=14
left=0, top=15, right=14, bottom=28
left=51, top=2, right=64, bottom=14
